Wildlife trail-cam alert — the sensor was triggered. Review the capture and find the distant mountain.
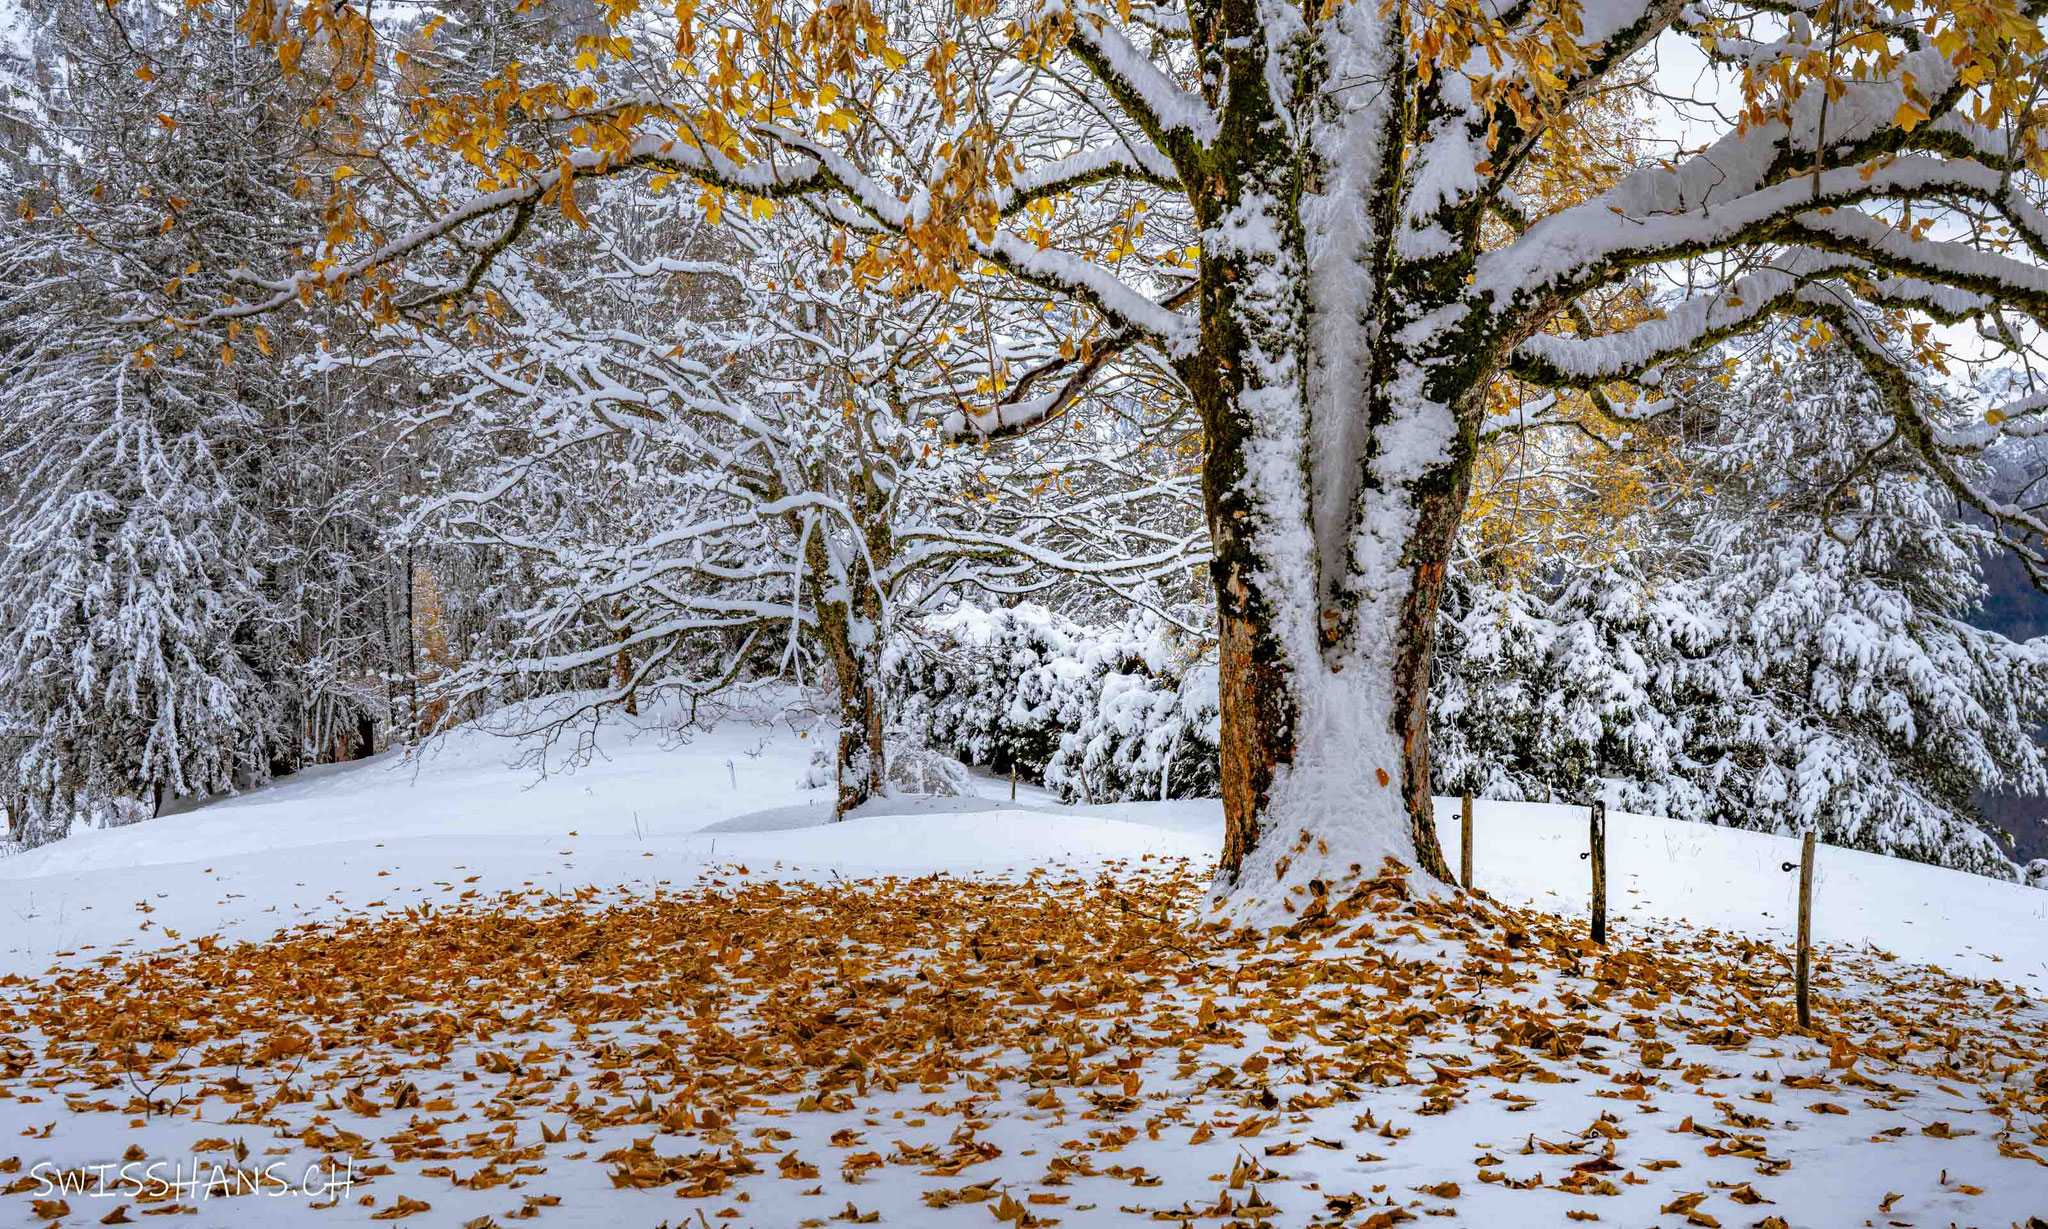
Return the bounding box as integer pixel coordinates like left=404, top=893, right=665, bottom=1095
left=1966, top=453, right=2048, bottom=865
left=1971, top=542, right=2048, bottom=643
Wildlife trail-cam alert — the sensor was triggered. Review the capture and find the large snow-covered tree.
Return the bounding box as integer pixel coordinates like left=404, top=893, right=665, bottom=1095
left=164, top=0, right=2048, bottom=915
left=356, top=194, right=1203, bottom=814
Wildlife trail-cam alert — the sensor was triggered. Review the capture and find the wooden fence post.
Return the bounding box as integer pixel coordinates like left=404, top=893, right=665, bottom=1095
left=1010, top=766, right=1018, bottom=801
left=1795, top=830, right=1815, bottom=1029
left=1589, top=800, right=1607, bottom=945
left=1459, top=792, right=1473, bottom=890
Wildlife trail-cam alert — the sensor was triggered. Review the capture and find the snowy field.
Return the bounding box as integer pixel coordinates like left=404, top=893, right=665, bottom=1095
left=4, top=702, right=2040, bottom=987
left=3, top=701, right=2046, bottom=1227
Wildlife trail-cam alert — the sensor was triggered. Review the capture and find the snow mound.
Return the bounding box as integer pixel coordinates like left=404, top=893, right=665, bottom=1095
left=701, top=793, right=1059, bottom=833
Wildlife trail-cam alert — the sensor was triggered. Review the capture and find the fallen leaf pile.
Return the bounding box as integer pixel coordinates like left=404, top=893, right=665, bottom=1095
left=1, top=857, right=2043, bottom=1226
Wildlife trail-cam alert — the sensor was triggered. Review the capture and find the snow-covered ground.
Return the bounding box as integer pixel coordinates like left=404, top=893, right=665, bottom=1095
left=3, top=700, right=2046, bottom=1227
left=5, top=701, right=2041, bottom=986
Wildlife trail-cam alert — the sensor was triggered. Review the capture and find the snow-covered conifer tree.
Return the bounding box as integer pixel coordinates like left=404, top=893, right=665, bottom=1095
left=0, top=367, right=276, bottom=842
left=1438, top=338, right=2048, bottom=876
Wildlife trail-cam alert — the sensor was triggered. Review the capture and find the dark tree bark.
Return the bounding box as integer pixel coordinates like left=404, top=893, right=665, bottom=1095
left=827, top=630, right=886, bottom=818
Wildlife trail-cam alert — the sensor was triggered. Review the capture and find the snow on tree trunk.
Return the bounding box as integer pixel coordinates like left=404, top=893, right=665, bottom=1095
left=824, top=615, right=886, bottom=818
left=809, top=483, right=890, bottom=819
left=1187, top=6, right=1469, bottom=920
left=1203, top=373, right=1467, bottom=922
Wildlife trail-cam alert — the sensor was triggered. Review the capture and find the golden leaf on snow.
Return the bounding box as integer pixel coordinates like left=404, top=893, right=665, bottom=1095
left=369, top=1195, right=432, bottom=1220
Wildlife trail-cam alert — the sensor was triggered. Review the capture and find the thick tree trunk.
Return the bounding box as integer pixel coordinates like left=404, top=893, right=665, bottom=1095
left=1180, top=35, right=1474, bottom=914
left=1174, top=1, right=1493, bottom=922
left=804, top=481, right=892, bottom=821
left=830, top=645, right=885, bottom=819
left=1195, top=355, right=1473, bottom=918
left=817, top=585, right=884, bottom=818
